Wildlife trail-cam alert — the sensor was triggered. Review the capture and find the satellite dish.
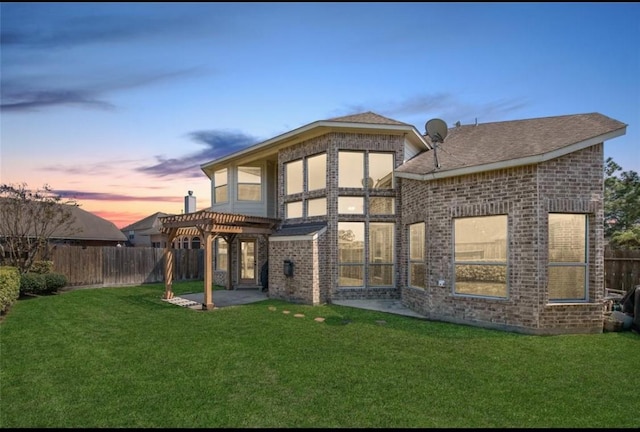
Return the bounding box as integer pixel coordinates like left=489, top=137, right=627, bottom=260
left=425, top=118, right=448, bottom=143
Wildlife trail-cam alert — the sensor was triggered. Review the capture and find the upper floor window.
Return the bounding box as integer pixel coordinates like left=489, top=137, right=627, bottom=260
left=214, top=168, right=228, bottom=203
left=237, top=166, right=261, bottom=201
left=285, top=153, right=327, bottom=196
left=307, top=153, right=327, bottom=191
left=548, top=214, right=587, bottom=302
left=453, top=215, right=508, bottom=298
left=338, top=151, right=394, bottom=189
left=285, top=160, right=303, bottom=195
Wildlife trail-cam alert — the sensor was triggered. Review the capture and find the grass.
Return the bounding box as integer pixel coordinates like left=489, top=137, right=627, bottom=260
left=1, top=281, right=638, bottom=428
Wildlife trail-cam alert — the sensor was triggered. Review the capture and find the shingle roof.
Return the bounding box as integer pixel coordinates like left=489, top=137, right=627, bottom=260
left=325, top=111, right=409, bottom=126
left=121, top=211, right=170, bottom=232
left=271, top=222, right=327, bottom=237
left=0, top=199, right=126, bottom=241
left=396, top=113, right=627, bottom=176
left=56, top=206, right=128, bottom=241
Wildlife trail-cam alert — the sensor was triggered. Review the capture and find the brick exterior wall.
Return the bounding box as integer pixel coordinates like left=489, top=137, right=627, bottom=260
left=268, top=232, right=328, bottom=305
left=275, top=132, right=405, bottom=302
left=400, top=144, right=605, bottom=335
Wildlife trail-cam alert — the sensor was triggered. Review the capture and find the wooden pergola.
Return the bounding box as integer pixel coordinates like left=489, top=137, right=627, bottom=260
left=159, top=210, right=279, bottom=310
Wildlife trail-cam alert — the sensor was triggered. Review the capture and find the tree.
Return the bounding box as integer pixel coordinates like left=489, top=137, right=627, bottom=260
left=604, top=158, right=640, bottom=248
left=0, top=183, right=78, bottom=273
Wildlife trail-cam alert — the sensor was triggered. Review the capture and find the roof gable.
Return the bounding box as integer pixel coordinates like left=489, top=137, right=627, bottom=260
left=396, top=112, right=627, bottom=179
left=121, top=212, right=170, bottom=232
left=200, top=111, right=427, bottom=173
left=325, top=111, right=410, bottom=126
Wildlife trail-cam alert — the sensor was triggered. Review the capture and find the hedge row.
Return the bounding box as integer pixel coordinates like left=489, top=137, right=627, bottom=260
left=0, top=266, right=21, bottom=315
left=20, top=272, right=68, bottom=296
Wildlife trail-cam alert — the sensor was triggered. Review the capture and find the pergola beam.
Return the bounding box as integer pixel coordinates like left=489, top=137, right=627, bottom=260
left=159, top=210, right=279, bottom=308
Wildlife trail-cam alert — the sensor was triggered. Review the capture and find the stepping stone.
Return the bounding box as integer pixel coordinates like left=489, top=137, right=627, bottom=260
left=283, top=310, right=291, bottom=314
left=314, top=317, right=325, bottom=323
left=294, top=313, right=304, bottom=318
left=268, top=306, right=277, bottom=311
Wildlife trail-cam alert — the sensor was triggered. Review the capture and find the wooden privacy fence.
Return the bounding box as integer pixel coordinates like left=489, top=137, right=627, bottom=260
left=51, top=246, right=204, bottom=287
left=47, top=245, right=640, bottom=291
left=604, top=247, right=640, bottom=293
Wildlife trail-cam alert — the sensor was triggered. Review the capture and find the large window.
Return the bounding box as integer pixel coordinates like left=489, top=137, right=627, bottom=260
left=338, top=222, right=395, bottom=287
left=338, top=222, right=365, bottom=286
left=284, top=153, right=327, bottom=219
left=216, top=238, right=227, bottom=271
left=548, top=214, right=587, bottom=301
left=237, top=166, right=261, bottom=201
left=338, top=151, right=394, bottom=189
left=369, top=223, right=394, bottom=286
left=409, top=223, right=425, bottom=289
left=214, top=168, right=228, bottom=203
left=454, top=215, right=508, bottom=298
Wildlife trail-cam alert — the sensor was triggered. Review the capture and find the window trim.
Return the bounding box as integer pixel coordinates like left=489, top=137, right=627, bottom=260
left=213, top=168, right=228, bottom=204
left=215, top=238, right=228, bottom=271
left=452, top=215, right=509, bottom=299
left=408, top=222, right=426, bottom=289
left=237, top=166, right=262, bottom=202
left=548, top=213, right=588, bottom=303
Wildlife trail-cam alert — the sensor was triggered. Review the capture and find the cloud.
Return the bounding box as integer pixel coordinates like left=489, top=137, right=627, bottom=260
left=136, top=130, right=259, bottom=178
left=55, top=190, right=183, bottom=203
left=42, top=160, right=142, bottom=176
left=1, top=68, right=204, bottom=113
left=1, top=7, right=210, bottom=50
left=342, top=93, right=529, bottom=128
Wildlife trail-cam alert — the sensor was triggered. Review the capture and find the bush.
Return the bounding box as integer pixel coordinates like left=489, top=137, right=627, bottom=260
left=43, top=273, right=67, bottom=293
left=30, top=260, right=54, bottom=274
left=20, top=273, right=46, bottom=296
left=20, top=272, right=67, bottom=295
left=0, top=266, right=20, bottom=315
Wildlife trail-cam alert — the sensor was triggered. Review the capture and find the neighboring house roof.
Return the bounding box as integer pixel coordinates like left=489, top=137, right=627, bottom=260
left=121, top=212, right=170, bottom=235
left=0, top=199, right=126, bottom=242
left=56, top=206, right=128, bottom=242
left=200, top=111, right=429, bottom=174
left=396, top=112, right=627, bottom=180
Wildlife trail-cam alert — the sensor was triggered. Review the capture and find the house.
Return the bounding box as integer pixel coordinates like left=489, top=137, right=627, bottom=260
left=0, top=200, right=127, bottom=247
left=121, top=211, right=170, bottom=247
left=159, top=111, right=627, bottom=335
left=121, top=192, right=200, bottom=248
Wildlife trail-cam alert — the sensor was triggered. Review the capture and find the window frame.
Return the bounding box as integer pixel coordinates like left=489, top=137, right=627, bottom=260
left=548, top=213, right=588, bottom=302
left=237, top=166, right=262, bottom=202
left=213, top=168, right=228, bottom=204
left=408, top=222, right=426, bottom=289
left=215, top=238, right=228, bottom=271
left=453, top=215, right=508, bottom=299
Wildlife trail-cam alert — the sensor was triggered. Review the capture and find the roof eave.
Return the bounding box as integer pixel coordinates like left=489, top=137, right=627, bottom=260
left=200, top=120, right=429, bottom=176
left=396, top=126, right=627, bottom=181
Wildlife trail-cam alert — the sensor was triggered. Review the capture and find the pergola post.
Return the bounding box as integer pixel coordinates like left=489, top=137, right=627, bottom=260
left=163, top=228, right=178, bottom=299
left=225, top=234, right=236, bottom=290
left=202, top=232, right=215, bottom=310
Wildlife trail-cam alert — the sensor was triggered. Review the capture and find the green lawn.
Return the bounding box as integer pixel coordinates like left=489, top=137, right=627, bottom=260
left=1, top=281, right=638, bottom=428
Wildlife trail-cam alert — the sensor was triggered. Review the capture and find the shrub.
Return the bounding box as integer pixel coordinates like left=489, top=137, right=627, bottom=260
left=30, top=260, right=54, bottom=274
left=43, top=273, right=67, bottom=293
left=20, top=272, right=46, bottom=296
left=0, top=266, right=21, bottom=315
